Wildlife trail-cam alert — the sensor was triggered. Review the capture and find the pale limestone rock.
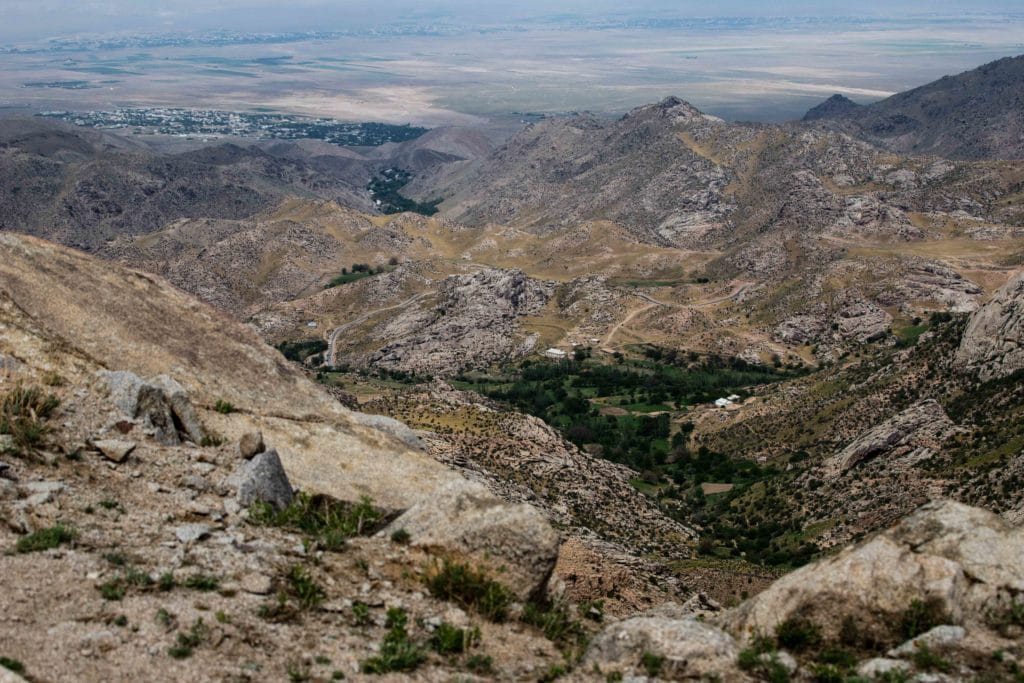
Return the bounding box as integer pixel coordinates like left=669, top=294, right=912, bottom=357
left=583, top=616, right=741, bottom=681
left=384, top=479, right=560, bottom=600
left=956, top=269, right=1024, bottom=381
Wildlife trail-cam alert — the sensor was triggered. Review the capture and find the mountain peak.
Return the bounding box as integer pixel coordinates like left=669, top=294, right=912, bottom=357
left=802, top=93, right=862, bottom=121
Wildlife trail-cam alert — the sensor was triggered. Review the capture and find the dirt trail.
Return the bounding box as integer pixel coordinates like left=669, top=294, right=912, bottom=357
left=602, top=280, right=753, bottom=348
left=326, top=292, right=429, bottom=365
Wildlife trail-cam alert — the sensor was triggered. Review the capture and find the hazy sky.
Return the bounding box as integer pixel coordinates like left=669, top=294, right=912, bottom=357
left=3, top=1, right=1024, bottom=41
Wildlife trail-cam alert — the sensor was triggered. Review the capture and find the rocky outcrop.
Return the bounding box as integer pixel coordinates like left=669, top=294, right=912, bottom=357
left=834, top=297, right=892, bottom=343
left=384, top=479, right=560, bottom=600
left=956, top=269, right=1024, bottom=381
left=825, top=399, right=958, bottom=475
left=364, top=268, right=553, bottom=375
left=583, top=616, right=740, bottom=681
left=100, top=370, right=204, bottom=446
left=718, top=500, right=1024, bottom=644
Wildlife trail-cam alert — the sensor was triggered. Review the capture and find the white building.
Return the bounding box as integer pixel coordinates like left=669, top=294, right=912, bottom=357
left=714, top=398, right=733, bottom=408
left=544, top=348, right=568, bottom=359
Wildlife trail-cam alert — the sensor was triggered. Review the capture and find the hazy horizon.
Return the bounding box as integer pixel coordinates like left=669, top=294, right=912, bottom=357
left=1, top=1, right=1022, bottom=124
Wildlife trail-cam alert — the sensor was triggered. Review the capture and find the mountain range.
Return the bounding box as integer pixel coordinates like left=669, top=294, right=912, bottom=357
left=0, top=52, right=1023, bottom=682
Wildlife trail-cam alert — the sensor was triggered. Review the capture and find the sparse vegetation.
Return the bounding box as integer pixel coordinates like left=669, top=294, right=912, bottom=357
left=168, top=619, right=209, bottom=659
left=15, top=523, right=76, bottom=553
left=249, top=492, right=383, bottom=550
left=431, top=623, right=480, bottom=655
left=390, top=527, right=411, bottom=544
left=214, top=399, right=235, bottom=414
left=0, top=657, right=25, bottom=675
left=182, top=573, right=221, bottom=592
left=775, top=617, right=822, bottom=652
left=360, top=607, right=427, bottom=674
left=424, top=559, right=514, bottom=622
left=0, top=384, right=60, bottom=457
left=640, top=651, right=664, bottom=677
left=899, top=598, right=950, bottom=640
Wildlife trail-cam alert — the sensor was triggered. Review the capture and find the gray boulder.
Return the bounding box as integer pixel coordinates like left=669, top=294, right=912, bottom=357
left=225, top=448, right=294, bottom=511
left=148, top=375, right=205, bottom=444
left=956, top=269, right=1024, bottom=381
left=383, top=479, right=560, bottom=600
left=583, top=616, right=740, bottom=681
left=99, top=370, right=206, bottom=445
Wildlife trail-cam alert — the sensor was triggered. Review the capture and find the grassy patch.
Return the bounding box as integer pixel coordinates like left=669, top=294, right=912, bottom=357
left=899, top=598, right=950, bottom=640
left=360, top=607, right=427, bottom=674
left=168, top=619, right=209, bottom=659
left=15, top=524, right=76, bottom=553
left=424, top=560, right=514, bottom=623
left=249, top=492, right=383, bottom=551
left=0, top=384, right=60, bottom=456
left=431, top=623, right=480, bottom=655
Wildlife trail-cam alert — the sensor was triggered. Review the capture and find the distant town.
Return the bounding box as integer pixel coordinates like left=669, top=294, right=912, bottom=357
left=38, top=108, right=428, bottom=147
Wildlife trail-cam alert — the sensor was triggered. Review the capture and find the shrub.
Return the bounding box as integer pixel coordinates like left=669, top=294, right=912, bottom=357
left=466, top=654, right=494, bottom=674
left=287, top=565, right=325, bottom=611
left=182, top=574, right=220, bottom=592
left=360, top=608, right=426, bottom=674
left=775, top=617, right=822, bottom=651
left=0, top=657, right=25, bottom=674
left=899, top=598, right=949, bottom=640
left=424, top=560, right=514, bottom=622
left=249, top=493, right=382, bottom=551
left=522, top=600, right=585, bottom=647
left=168, top=619, right=209, bottom=659
left=641, top=652, right=664, bottom=677
left=15, top=524, right=76, bottom=553
left=390, top=528, right=411, bottom=545
left=912, top=643, right=951, bottom=673
left=352, top=601, right=371, bottom=626
left=810, top=664, right=843, bottom=683
left=214, top=400, right=235, bottom=414
left=431, top=623, right=479, bottom=655
left=0, top=385, right=59, bottom=456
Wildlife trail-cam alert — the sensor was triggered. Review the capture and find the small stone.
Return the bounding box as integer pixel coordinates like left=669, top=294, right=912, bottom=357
left=93, top=439, right=136, bottom=463
left=0, top=479, right=17, bottom=500
left=174, top=523, right=211, bottom=544
left=237, top=431, right=265, bottom=460
left=183, top=475, right=210, bottom=492
left=186, top=502, right=212, bottom=516
left=240, top=572, right=273, bottom=595
left=223, top=499, right=241, bottom=515
left=22, top=481, right=65, bottom=496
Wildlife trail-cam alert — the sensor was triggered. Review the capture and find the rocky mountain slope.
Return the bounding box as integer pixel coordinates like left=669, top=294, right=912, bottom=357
left=804, top=54, right=1024, bottom=160
left=2, top=233, right=1022, bottom=682
left=0, top=117, right=492, bottom=252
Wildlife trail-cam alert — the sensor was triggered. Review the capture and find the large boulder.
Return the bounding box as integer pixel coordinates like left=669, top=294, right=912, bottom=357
left=225, top=448, right=294, bottom=511
left=383, top=479, right=560, bottom=600
left=718, top=500, right=1024, bottom=644
left=583, top=616, right=741, bottom=681
left=956, top=269, right=1024, bottom=381
left=824, top=399, right=958, bottom=475
left=99, top=370, right=205, bottom=445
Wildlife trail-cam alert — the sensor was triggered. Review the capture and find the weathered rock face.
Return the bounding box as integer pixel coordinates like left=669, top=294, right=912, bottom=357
left=366, top=268, right=553, bottom=376
left=825, top=399, right=958, bottom=475
left=717, top=500, right=1024, bottom=644
left=956, top=269, right=1024, bottom=381
left=383, top=479, right=560, bottom=600
left=583, top=616, right=741, bottom=682
left=834, top=297, right=892, bottom=343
